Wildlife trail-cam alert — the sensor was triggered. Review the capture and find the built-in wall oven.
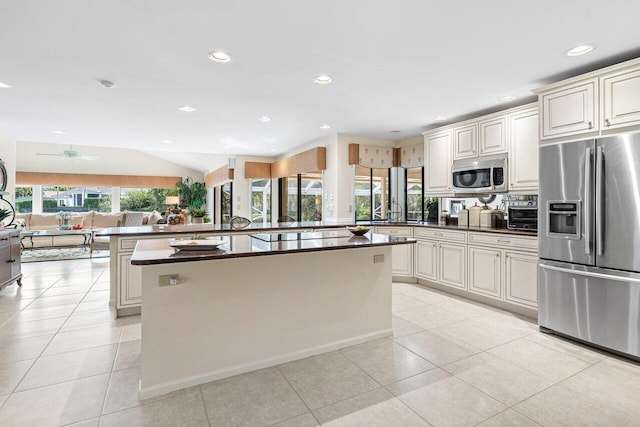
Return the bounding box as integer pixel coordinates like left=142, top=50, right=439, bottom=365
left=505, top=195, right=537, bottom=231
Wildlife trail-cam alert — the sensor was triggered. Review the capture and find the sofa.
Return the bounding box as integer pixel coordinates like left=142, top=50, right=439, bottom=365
left=17, top=211, right=134, bottom=250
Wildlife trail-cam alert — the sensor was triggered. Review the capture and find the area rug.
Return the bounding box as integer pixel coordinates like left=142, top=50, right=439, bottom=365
left=21, top=248, right=110, bottom=263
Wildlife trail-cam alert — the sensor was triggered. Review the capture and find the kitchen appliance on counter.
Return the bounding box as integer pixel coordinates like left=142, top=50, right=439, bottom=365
left=452, top=153, right=508, bottom=194
left=505, top=195, right=538, bottom=232
left=538, top=133, right=640, bottom=360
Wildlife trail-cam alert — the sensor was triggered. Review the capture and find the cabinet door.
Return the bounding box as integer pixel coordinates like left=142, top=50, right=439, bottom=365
left=118, top=253, right=142, bottom=308
left=415, top=240, right=437, bottom=281
left=425, top=130, right=452, bottom=193
left=509, top=107, right=539, bottom=192
left=468, top=246, right=502, bottom=298
left=9, top=234, right=21, bottom=278
left=392, top=244, right=413, bottom=277
left=479, top=116, right=507, bottom=155
left=504, top=250, right=538, bottom=308
left=453, top=124, right=477, bottom=160
left=439, top=243, right=466, bottom=289
left=541, top=80, right=598, bottom=139
left=601, top=67, right=640, bottom=130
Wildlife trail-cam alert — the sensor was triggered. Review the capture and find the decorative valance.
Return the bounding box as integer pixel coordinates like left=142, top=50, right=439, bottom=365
left=16, top=172, right=182, bottom=188
left=245, top=162, right=272, bottom=179
left=205, top=165, right=234, bottom=188
left=400, top=143, right=424, bottom=168
left=271, top=147, right=326, bottom=178
left=348, top=144, right=399, bottom=168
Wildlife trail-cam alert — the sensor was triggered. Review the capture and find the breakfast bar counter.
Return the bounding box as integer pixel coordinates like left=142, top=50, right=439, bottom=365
left=132, top=230, right=414, bottom=399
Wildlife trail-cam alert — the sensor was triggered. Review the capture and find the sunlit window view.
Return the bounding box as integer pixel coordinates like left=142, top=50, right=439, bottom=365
left=120, top=188, right=176, bottom=212
left=250, top=179, right=271, bottom=224
left=42, top=186, right=111, bottom=212
left=279, top=173, right=322, bottom=222
left=406, top=167, right=424, bottom=221
left=15, top=186, right=33, bottom=213
left=354, top=166, right=389, bottom=221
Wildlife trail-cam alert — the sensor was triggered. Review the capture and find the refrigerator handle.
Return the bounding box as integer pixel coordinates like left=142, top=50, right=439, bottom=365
left=584, top=147, right=592, bottom=255
left=596, top=146, right=604, bottom=256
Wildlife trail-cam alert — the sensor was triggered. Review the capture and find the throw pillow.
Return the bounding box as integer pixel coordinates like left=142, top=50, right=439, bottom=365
left=149, top=210, right=163, bottom=224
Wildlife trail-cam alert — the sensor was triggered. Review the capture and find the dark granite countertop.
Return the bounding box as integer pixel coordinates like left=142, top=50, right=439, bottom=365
left=97, top=220, right=536, bottom=238
left=130, top=230, right=416, bottom=265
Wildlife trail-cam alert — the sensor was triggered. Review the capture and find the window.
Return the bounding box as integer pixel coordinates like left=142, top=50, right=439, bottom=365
left=250, top=179, right=271, bottom=224
left=278, top=172, right=323, bottom=222
left=42, top=186, right=111, bottom=212
left=406, top=167, right=424, bottom=221
left=220, top=182, right=232, bottom=224
left=15, top=186, right=33, bottom=213
left=354, top=166, right=390, bottom=221
left=120, top=188, right=175, bottom=212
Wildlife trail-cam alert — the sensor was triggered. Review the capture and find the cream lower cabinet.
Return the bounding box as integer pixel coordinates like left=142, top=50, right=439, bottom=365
left=504, top=250, right=538, bottom=308
left=468, top=246, right=502, bottom=298
left=374, top=226, right=413, bottom=277
left=467, top=232, right=538, bottom=309
left=414, top=228, right=467, bottom=290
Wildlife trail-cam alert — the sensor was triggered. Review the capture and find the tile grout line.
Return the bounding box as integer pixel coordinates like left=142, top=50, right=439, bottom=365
left=274, top=365, right=322, bottom=425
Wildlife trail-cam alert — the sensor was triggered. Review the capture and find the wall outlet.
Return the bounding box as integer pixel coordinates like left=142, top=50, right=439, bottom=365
left=373, top=254, right=384, bottom=264
left=159, top=275, right=179, bottom=286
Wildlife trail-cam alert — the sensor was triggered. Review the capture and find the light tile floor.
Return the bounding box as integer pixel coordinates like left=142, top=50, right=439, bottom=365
left=1, top=258, right=639, bottom=426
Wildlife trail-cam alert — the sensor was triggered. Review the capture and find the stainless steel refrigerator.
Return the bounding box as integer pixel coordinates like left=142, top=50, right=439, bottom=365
left=539, top=133, right=640, bottom=359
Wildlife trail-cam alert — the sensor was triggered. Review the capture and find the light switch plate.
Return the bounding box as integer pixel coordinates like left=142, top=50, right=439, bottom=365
left=373, top=254, right=384, bottom=264
left=159, top=274, right=179, bottom=286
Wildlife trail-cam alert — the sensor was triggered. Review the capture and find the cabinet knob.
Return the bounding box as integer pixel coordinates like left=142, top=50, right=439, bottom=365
left=604, top=118, right=611, bottom=127
left=0, top=238, right=8, bottom=241
left=588, top=121, right=593, bottom=129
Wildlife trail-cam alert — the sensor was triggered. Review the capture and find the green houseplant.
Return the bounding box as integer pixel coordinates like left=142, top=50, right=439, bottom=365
left=189, top=207, right=206, bottom=224
left=176, top=177, right=207, bottom=210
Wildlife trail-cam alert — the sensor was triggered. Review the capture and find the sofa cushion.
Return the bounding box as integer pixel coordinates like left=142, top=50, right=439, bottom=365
left=149, top=210, right=163, bottom=225
left=92, top=212, right=125, bottom=229
left=122, top=211, right=145, bottom=227
left=28, top=213, right=60, bottom=230
left=16, top=213, right=31, bottom=228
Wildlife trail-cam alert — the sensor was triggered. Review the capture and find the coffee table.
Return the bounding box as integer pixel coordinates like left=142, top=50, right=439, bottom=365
left=20, top=229, right=93, bottom=251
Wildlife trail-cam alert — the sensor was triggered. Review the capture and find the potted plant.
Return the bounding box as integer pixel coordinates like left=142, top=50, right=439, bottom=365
left=190, top=207, right=206, bottom=224
left=0, top=208, right=11, bottom=229
left=176, top=177, right=206, bottom=210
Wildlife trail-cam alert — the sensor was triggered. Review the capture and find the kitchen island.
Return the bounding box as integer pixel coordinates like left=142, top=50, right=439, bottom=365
left=130, top=230, right=414, bottom=399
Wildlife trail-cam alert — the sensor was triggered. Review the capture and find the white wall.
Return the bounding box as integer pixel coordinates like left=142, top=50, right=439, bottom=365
left=17, top=141, right=204, bottom=180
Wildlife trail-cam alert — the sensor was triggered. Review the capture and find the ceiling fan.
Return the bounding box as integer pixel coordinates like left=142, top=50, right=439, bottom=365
left=37, top=144, right=98, bottom=161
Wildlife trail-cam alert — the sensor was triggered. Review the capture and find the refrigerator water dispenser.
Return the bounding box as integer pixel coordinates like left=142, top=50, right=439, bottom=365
left=547, top=201, right=580, bottom=239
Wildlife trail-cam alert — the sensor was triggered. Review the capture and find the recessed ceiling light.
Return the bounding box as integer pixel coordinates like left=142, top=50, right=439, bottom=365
left=208, top=51, right=232, bottom=63
left=389, top=130, right=401, bottom=134
left=0, top=81, right=12, bottom=89
left=161, top=139, right=173, bottom=144
left=50, top=130, right=68, bottom=134
left=270, top=148, right=277, bottom=152
left=223, top=145, right=231, bottom=149
left=99, top=79, right=115, bottom=88
left=566, top=44, right=594, bottom=57
left=320, top=124, right=331, bottom=129
left=433, top=116, right=447, bottom=122
left=500, top=95, right=517, bottom=102
left=178, top=106, right=196, bottom=112
left=313, top=74, right=332, bottom=84
left=258, top=116, right=272, bottom=122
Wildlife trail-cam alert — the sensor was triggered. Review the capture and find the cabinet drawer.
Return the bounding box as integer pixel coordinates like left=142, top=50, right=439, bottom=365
left=414, top=227, right=467, bottom=243
left=468, top=232, right=537, bottom=252
left=374, top=226, right=413, bottom=237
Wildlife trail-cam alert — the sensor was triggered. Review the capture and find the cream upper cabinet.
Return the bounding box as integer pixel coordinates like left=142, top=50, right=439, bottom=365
left=453, top=124, right=477, bottom=160
left=540, top=79, right=598, bottom=140
left=424, top=130, right=452, bottom=193
left=479, top=116, right=508, bottom=155
left=601, top=66, right=640, bottom=130
left=509, top=106, right=539, bottom=192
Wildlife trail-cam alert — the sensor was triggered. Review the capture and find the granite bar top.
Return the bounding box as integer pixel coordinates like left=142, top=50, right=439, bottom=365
left=97, top=220, right=537, bottom=237
left=130, top=230, right=416, bottom=266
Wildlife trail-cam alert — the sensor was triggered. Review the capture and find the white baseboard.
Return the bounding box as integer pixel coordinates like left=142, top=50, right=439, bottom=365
left=138, top=328, right=392, bottom=400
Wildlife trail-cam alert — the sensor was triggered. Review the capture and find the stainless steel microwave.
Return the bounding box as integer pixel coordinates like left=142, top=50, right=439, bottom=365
left=451, top=154, right=508, bottom=194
